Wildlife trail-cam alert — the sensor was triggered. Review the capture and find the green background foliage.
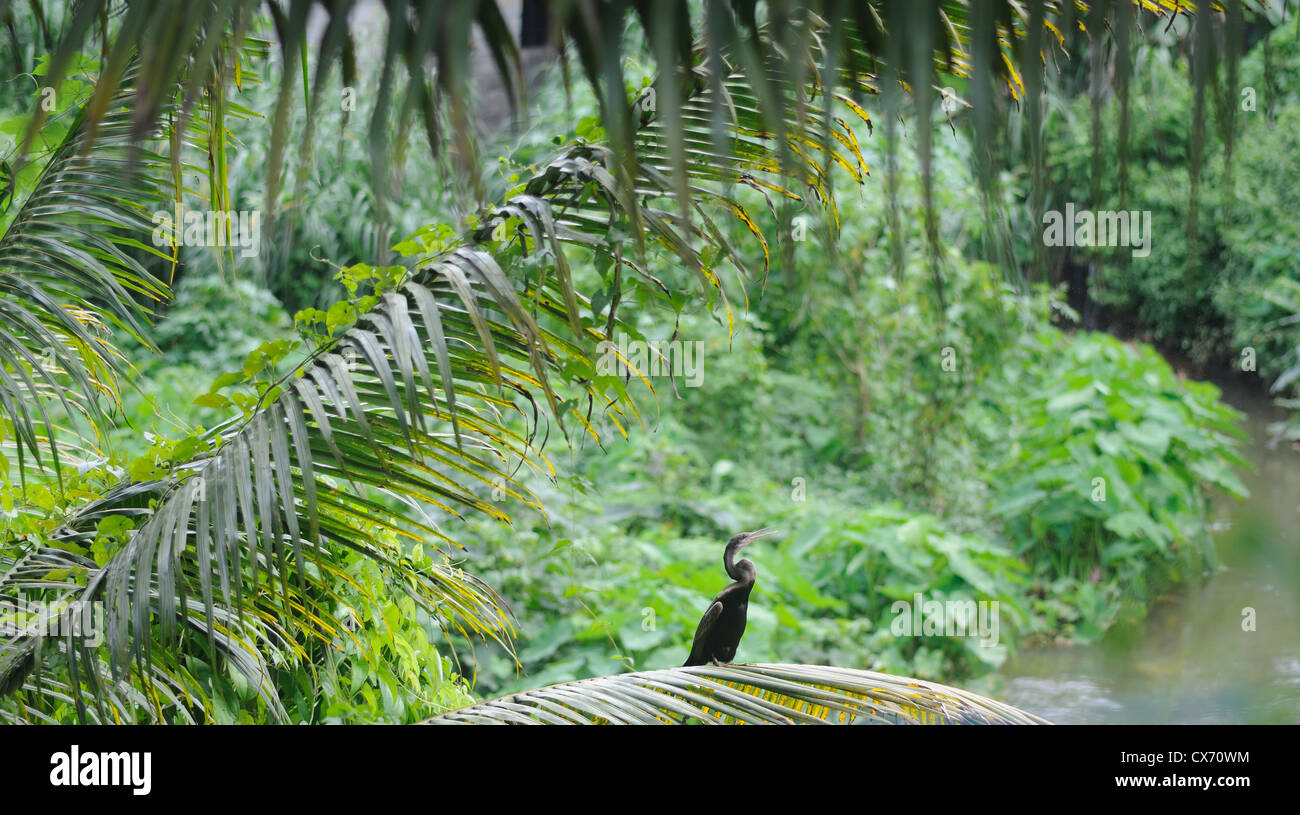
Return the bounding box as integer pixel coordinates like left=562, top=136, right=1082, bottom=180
left=1, top=2, right=1287, bottom=725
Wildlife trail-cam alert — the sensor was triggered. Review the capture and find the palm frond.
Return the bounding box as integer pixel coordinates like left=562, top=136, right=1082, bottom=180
left=428, top=663, right=1050, bottom=724
left=23, top=1, right=1239, bottom=221
left=0, top=67, right=173, bottom=474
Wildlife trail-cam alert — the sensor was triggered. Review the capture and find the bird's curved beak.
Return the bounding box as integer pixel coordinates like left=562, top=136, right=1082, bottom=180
left=743, top=527, right=777, bottom=544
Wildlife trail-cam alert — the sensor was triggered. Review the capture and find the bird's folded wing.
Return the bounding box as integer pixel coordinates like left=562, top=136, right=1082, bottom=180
left=692, top=600, right=724, bottom=643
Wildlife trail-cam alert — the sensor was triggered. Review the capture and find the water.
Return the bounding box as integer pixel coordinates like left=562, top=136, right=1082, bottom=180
left=999, top=385, right=1300, bottom=724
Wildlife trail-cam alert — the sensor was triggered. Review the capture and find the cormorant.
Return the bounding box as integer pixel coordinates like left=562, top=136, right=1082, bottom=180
left=683, top=528, right=775, bottom=667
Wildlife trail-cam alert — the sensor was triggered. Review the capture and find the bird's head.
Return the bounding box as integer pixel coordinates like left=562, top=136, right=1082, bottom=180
left=722, top=528, right=775, bottom=580
left=726, top=527, right=776, bottom=553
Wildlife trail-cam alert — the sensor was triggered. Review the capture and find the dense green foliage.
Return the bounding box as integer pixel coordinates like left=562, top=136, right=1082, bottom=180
left=1038, top=25, right=1300, bottom=389
left=5, top=60, right=1254, bottom=722
left=988, top=327, right=1248, bottom=640
left=441, top=110, right=1250, bottom=697
left=1, top=2, right=1277, bottom=725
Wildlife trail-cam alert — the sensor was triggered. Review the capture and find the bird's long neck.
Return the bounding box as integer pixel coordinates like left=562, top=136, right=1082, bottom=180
left=724, top=546, right=756, bottom=584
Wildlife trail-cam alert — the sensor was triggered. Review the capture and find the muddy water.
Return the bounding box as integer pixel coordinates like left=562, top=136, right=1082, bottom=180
left=998, top=385, right=1300, bottom=724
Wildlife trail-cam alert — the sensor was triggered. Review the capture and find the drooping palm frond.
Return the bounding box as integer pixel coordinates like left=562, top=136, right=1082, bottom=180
left=0, top=67, right=174, bottom=476
left=428, top=663, right=1050, bottom=724
left=23, top=2, right=1248, bottom=226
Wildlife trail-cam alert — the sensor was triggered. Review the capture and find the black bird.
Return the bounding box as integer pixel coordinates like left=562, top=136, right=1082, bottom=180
left=683, top=528, right=776, bottom=667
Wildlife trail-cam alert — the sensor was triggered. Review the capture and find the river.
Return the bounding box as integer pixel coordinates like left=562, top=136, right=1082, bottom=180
left=998, top=382, right=1300, bottom=724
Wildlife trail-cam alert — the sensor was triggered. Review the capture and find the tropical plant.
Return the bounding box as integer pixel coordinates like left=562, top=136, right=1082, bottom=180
left=0, top=1, right=1255, bottom=724
left=1036, top=24, right=1300, bottom=381
left=986, top=328, right=1250, bottom=641
left=429, top=663, right=1049, bottom=724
